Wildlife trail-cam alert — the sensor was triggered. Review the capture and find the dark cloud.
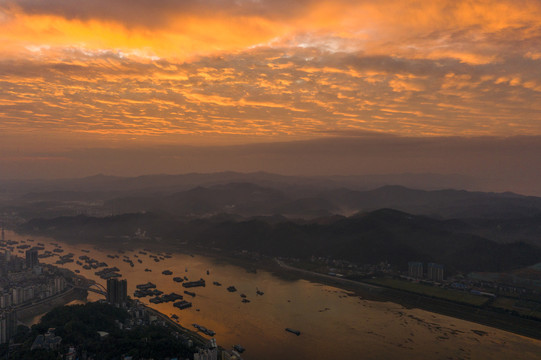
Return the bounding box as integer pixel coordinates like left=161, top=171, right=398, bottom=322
left=1, top=0, right=315, bottom=28
left=1, top=134, right=541, bottom=196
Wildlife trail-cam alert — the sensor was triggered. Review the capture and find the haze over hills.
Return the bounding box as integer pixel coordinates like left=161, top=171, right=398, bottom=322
left=3, top=172, right=541, bottom=220
left=5, top=171, right=541, bottom=275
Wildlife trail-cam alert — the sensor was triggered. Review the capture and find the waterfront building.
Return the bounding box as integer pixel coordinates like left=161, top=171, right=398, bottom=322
left=427, top=263, right=444, bottom=282
left=23, top=286, right=35, bottom=302
left=0, top=310, right=17, bottom=344
left=195, top=348, right=218, bottom=360
left=0, top=293, right=11, bottom=309
left=107, top=278, right=128, bottom=306
left=408, top=261, right=423, bottom=279
left=25, top=249, right=39, bottom=268
left=11, top=287, right=24, bottom=305
left=54, top=276, right=66, bottom=294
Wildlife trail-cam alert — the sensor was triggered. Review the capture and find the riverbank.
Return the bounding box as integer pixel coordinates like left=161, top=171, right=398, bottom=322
left=16, top=286, right=88, bottom=324
left=9, top=229, right=541, bottom=343
left=271, top=258, right=541, bottom=340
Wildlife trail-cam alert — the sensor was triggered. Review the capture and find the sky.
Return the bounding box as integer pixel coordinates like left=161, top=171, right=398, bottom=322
left=0, top=0, right=541, bottom=193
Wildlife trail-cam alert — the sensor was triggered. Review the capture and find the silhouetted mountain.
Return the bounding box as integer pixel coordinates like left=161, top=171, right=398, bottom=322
left=19, top=209, right=541, bottom=274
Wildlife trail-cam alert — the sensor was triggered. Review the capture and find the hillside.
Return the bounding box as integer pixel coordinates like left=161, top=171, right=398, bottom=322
left=19, top=209, right=541, bottom=274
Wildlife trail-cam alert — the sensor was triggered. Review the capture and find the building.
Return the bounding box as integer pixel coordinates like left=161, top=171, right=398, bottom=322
left=194, top=348, right=218, bottom=360
left=30, top=328, right=62, bottom=350
left=0, top=293, right=11, bottom=309
left=107, top=278, right=128, bottom=306
left=427, top=263, right=444, bottom=282
left=54, top=276, right=66, bottom=294
left=25, top=249, right=39, bottom=269
left=0, top=310, right=17, bottom=344
left=408, top=261, right=423, bottom=279
left=11, top=287, right=24, bottom=305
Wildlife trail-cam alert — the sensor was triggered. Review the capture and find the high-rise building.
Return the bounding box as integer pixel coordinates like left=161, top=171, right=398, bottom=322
left=0, top=310, right=17, bottom=344
left=0, top=293, right=11, bottom=309
left=54, top=277, right=66, bottom=294
left=25, top=249, right=39, bottom=268
left=408, top=261, right=423, bottom=279
left=427, top=263, right=444, bottom=282
left=107, top=278, right=127, bottom=306
left=11, top=287, right=24, bottom=305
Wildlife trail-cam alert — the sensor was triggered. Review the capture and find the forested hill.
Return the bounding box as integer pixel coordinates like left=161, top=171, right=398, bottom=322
left=19, top=209, right=541, bottom=274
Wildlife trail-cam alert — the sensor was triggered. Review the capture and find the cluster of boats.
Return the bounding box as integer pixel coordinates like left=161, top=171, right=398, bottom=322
left=55, top=253, right=75, bottom=265
left=95, top=267, right=122, bottom=279
left=149, top=292, right=184, bottom=304
left=173, top=300, right=192, bottom=310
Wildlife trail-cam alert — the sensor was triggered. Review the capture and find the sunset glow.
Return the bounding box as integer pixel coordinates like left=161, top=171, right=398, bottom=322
left=1, top=0, right=540, bottom=142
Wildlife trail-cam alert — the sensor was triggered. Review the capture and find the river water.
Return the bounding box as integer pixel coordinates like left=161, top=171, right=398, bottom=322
left=6, top=230, right=541, bottom=359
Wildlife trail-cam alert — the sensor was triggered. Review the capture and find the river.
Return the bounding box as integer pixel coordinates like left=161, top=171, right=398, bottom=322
left=5, top=230, right=541, bottom=359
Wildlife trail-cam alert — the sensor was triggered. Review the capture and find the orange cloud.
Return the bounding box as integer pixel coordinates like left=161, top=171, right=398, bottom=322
left=1, top=0, right=541, bottom=145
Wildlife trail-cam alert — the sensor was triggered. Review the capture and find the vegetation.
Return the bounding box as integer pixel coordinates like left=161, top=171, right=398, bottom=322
left=0, top=302, right=194, bottom=360
left=20, top=208, right=541, bottom=274
left=366, top=278, right=490, bottom=306
left=491, top=297, right=541, bottom=320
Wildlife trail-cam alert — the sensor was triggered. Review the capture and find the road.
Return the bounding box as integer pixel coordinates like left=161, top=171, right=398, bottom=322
left=273, top=258, right=382, bottom=291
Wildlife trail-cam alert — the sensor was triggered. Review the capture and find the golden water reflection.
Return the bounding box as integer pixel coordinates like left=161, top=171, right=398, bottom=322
left=7, top=231, right=541, bottom=360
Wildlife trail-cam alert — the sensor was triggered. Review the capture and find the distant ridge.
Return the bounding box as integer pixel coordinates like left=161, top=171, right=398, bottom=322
left=4, top=174, right=541, bottom=220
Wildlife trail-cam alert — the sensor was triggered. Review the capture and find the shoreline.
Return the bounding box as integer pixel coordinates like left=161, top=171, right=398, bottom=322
left=10, top=230, right=541, bottom=342
left=270, top=258, right=541, bottom=341
left=180, top=248, right=541, bottom=341
left=16, top=286, right=88, bottom=324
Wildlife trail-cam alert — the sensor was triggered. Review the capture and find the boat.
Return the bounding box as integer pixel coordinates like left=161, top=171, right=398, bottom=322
left=206, top=270, right=210, bottom=275
left=227, top=286, right=237, bottom=292
left=240, top=294, right=247, bottom=298
left=144, top=268, right=152, bottom=272
left=136, top=282, right=156, bottom=290
left=242, top=299, right=250, bottom=303
left=285, top=328, right=301, bottom=336
left=171, top=314, right=179, bottom=320
left=256, top=289, right=264, bottom=296
left=173, top=300, right=192, bottom=310
left=149, top=297, right=163, bottom=304
left=233, top=345, right=245, bottom=353
left=162, top=270, right=173, bottom=275
left=173, top=277, right=184, bottom=283
left=184, top=291, right=196, bottom=297
left=138, top=259, right=142, bottom=263
left=162, top=293, right=183, bottom=302
left=182, top=279, right=205, bottom=288
left=213, top=281, right=222, bottom=286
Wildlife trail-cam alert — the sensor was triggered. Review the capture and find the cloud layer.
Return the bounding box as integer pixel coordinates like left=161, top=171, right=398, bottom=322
left=0, top=0, right=540, bottom=181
